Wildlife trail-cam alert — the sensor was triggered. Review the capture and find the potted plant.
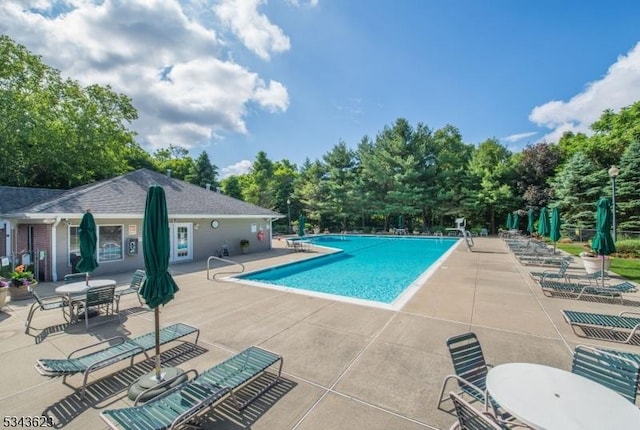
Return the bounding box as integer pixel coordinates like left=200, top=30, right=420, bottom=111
left=8, top=265, right=37, bottom=301
left=579, top=245, right=611, bottom=275
left=240, top=239, right=250, bottom=254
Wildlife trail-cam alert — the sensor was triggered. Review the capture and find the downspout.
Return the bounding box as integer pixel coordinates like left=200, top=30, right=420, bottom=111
left=51, top=217, right=61, bottom=282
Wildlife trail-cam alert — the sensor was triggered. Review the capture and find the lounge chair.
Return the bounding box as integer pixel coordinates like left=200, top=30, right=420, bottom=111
left=571, top=345, right=640, bottom=404
left=114, top=269, right=145, bottom=312
left=100, top=345, right=282, bottom=430
left=24, top=286, right=70, bottom=334
left=562, top=310, right=640, bottom=344
left=35, top=323, right=199, bottom=398
left=448, top=392, right=503, bottom=430
left=540, top=280, right=636, bottom=302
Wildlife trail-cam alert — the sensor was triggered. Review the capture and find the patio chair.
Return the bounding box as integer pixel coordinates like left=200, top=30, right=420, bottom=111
left=100, top=345, right=283, bottom=429
left=114, top=269, right=145, bottom=312
left=74, top=284, right=116, bottom=329
left=540, top=280, right=636, bottom=303
left=437, top=332, right=491, bottom=410
left=448, top=392, right=503, bottom=430
left=35, top=322, right=199, bottom=399
left=64, top=273, right=89, bottom=283
left=571, top=345, right=640, bottom=404
left=24, top=285, right=69, bottom=334
left=562, top=310, right=640, bottom=344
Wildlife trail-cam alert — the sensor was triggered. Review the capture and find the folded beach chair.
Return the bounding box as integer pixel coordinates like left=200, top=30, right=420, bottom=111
left=100, top=346, right=283, bottom=430
left=35, top=323, right=199, bottom=398
left=562, top=310, right=640, bottom=344
left=541, top=280, right=637, bottom=302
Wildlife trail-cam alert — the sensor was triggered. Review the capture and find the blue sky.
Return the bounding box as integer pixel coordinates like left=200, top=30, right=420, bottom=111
left=2, top=1, right=640, bottom=177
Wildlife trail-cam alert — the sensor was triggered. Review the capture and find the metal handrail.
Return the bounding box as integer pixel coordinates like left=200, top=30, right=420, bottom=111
left=206, top=256, right=245, bottom=281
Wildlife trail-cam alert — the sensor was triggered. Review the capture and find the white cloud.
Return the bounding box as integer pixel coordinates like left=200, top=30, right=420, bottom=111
left=0, top=0, right=290, bottom=152
left=503, top=131, right=537, bottom=143
left=220, top=160, right=253, bottom=178
left=530, top=42, right=640, bottom=143
left=214, top=0, right=290, bottom=60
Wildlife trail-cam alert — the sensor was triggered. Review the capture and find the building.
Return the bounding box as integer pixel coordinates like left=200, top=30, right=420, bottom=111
left=0, top=169, right=283, bottom=281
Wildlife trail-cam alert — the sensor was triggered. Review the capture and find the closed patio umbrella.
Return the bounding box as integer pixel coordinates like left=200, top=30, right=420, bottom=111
left=550, top=207, right=561, bottom=254
left=512, top=213, right=519, bottom=231
left=537, top=207, right=550, bottom=238
left=139, top=185, right=179, bottom=380
left=298, top=214, right=306, bottom=237
left=506, top=213, right=513, bottom=230
left=527, top=209, right=535, bottom=236
left=76, top=210, right=99, bottom=284
left=591, top=197, right=616, bottom=286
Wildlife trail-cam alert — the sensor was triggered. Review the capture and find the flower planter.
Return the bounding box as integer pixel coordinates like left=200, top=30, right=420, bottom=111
left=8, top=281, right=37, bottom=301
left=581, top=255, right=611, bottom=274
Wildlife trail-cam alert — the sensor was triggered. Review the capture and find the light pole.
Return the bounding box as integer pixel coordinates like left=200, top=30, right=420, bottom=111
left=286, top=198, right=291, bottom=234
left=608, top=165, right=619, bottom=242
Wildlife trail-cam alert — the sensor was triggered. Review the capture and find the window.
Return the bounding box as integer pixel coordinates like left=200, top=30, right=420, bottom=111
left=68, top=226, right=80, bottom=267
left=98, top=225, right=123, bottom=262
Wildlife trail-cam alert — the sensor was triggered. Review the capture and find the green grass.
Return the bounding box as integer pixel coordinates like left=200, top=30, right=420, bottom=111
left=556, top=242, right=640, bottom=283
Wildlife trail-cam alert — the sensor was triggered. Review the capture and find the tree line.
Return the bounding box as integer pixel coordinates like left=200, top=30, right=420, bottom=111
left=2, top=35, right=639, bottom=234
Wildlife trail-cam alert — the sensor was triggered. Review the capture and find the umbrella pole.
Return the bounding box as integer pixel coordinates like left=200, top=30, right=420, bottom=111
left=601, top=257, right=605, bottom=288
left=154, top=307, right=161, bottom=381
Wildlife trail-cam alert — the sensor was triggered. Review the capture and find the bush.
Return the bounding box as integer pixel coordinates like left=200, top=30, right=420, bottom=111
left=614, top=239, right=640, bottom=258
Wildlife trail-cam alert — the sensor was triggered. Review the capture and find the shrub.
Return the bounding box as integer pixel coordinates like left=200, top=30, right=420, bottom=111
left=614, top=239, right=640, bottom=258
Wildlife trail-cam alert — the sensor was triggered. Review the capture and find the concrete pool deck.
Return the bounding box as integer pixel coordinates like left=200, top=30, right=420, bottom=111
left=1, top=236, right=639, bottom=429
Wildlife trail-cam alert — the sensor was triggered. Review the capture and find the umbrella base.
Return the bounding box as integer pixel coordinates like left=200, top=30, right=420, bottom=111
left=128, top=367, right=187, bottom=402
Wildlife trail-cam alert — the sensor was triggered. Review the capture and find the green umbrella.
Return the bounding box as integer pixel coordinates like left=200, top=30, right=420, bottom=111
left=550, top=207, right=561, bottom=254
left=298, top=214, right=306, bottom=237
left=506, top=213, right=513, bottom=230
left=591, top=197, right=616, bottom=286
left=76, top=210, right=99, bottom=282
left=139, top=185, right=179, bottom=380
left=527, top=209, right=535, bottom=235
left=537, top=207, right=550, bottom=238
left=511, top=213, right=519, bottom=231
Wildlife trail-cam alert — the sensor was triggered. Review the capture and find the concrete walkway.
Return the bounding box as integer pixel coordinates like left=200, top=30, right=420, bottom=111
left=1, top=237, right=639, bottom=429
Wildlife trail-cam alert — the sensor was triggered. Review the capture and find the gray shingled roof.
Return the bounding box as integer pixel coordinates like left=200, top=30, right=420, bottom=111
left=0, top=186, right=66, bottom=213
left=2, top=169, right=283, bottom=219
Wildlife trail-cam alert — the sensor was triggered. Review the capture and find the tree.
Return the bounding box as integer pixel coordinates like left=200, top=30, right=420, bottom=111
left=220, top=175, right=243, bottom=199
left=244, top=151, right=275, bottom=208
left=322, top=141, right=358, bottom=231
left=185, top=151, right=218, bottom=190
left=550, top=152, right=607, bottom=227
left=0, top=35, right=147, bottom=188
left=512, top=142, right=561, bottom=209
left=615, top=140, right=640, bottom=231
left=468, top=138, right=515, bottom=233
left=150, top=145, right=196, bottom=180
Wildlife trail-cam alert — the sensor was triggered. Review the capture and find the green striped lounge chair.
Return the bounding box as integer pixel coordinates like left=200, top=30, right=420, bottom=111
left=100, top=346, right=283, bottom=430
left=541, top=280, right=636, bottom=302
left=35, top=323, right=199, bottom=398
left=562, top=310, right=640, bottom=344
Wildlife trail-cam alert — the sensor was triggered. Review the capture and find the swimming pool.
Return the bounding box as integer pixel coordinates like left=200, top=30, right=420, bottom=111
left=235, top=235, right=458, bottom=308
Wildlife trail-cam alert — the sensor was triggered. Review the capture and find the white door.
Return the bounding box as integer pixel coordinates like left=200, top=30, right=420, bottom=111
left=171, top=223, right=192, bottom=262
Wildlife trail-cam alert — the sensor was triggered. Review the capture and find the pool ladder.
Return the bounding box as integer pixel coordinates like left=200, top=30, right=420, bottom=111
left=207, top=256, right=245, bottom=281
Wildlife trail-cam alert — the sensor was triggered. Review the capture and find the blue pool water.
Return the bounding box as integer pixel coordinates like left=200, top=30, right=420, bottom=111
left=238, top=235, right=458, bottom=305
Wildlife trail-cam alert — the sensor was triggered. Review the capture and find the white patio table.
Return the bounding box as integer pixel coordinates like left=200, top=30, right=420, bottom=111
left=55, top=279, right=116, bottom=322
left=486, top=362, right=640, bottom=430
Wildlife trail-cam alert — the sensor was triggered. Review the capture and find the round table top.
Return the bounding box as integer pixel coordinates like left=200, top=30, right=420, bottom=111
left=55, top=279, right=116, bottom=295
left=487, top=363, right=640, bottom=430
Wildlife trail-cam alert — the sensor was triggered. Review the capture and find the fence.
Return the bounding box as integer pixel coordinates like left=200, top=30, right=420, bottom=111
left=560, top=226, right=640, bottom=242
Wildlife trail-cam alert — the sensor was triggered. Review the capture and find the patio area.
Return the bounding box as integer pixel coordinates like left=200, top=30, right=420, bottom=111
left=1, top=236, right=639, bottom=429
